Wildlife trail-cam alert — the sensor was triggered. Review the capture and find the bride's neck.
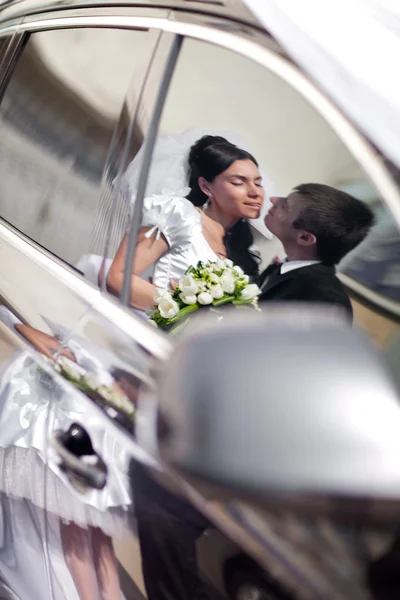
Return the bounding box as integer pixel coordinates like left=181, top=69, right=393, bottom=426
left=203, top=203, right=238, bottom=232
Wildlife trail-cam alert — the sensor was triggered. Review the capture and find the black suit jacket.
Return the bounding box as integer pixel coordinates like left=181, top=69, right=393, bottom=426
left=258, top=263, right=353, bottom=321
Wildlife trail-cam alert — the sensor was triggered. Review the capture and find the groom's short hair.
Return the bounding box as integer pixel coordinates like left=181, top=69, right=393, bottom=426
left=293, top=183, right=375, bottom=265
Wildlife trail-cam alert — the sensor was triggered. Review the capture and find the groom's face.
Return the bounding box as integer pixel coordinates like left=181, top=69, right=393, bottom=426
left=264, top=192, right=303, bottom=243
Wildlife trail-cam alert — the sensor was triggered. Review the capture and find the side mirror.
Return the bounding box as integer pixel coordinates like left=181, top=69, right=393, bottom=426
left=156, top=306, right=400, bottom=521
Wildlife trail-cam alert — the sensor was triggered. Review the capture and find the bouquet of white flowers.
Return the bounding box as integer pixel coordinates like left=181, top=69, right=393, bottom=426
left=41, top=355, right=135, bottom=429
left=148, top=259, right=261, bottom=331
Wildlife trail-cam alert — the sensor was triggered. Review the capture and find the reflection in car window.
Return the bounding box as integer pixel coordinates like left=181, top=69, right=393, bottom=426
left=109, top=35, right=399, bottom=351
left=337, top=178, right=400, bottom=349
left=0, top=28, right=150, bottom=266
left=340, top=190, right=400, bottom=302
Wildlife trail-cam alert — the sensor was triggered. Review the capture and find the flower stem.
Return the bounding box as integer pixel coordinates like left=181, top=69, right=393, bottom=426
left=212, top=296, right=235, bottom=307
left=168, top=304, right=199, bottom=324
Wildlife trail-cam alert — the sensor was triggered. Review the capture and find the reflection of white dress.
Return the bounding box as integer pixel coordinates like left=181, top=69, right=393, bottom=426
left=0, top=344, right=135, bottom=539
left=0, top=193, right=219, bottom=535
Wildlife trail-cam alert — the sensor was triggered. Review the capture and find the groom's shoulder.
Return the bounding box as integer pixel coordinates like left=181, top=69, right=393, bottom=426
left=295, top=264, right=350, bottom=302
left=291, top=263, right=343, bottom=286
left=259, top=261, right=334, bottom=280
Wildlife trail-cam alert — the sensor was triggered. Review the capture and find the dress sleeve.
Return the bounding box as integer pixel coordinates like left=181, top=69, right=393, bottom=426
left=140, top=191, right=202, bottom=250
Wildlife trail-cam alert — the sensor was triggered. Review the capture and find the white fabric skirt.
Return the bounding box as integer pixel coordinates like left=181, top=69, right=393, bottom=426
left=0, top=351, right=136, bottom=538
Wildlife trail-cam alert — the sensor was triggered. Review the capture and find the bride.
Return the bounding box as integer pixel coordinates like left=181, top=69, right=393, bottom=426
left=0, top=132, right=266, bottom=599
left=91, top=132, right=266, bottom=311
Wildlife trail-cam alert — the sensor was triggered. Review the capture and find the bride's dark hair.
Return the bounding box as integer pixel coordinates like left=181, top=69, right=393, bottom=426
left=187, top=135, right=261, bottom=277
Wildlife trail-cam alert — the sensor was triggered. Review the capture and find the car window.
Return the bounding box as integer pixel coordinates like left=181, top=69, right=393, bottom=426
left=114, top=35, right=400, bottom=353
left=0, top=27, right=156, bottom=268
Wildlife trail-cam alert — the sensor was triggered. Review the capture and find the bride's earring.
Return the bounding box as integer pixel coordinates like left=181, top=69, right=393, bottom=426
left=203, top=192, right=212, bottom=211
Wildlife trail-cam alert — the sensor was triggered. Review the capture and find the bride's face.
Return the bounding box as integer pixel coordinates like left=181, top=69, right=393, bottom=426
left=208, top=159, right=264, bottom=220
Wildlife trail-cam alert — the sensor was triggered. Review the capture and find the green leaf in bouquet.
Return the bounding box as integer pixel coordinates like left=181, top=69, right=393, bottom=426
left=234, top=278, right=249, bottom=294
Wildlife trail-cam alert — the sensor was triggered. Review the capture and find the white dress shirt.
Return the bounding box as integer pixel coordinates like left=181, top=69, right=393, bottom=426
left=280, top=259, right=320, bottom=274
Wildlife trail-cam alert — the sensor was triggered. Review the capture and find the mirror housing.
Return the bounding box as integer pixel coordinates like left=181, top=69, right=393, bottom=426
left=156, top=306, right=400, bottom=520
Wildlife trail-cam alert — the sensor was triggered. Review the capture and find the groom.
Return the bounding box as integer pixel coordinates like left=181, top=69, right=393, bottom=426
left=259, top=183, right=375, bottom=320
left=135, top=184, right=375, bottom=600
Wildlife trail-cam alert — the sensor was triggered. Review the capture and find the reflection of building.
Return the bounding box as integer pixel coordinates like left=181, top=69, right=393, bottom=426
left=0, top=30, right=143, bottom=264
left=4, top=39, right=115, bottom=182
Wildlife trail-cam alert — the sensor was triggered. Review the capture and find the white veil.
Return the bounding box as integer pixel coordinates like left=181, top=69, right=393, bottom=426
left=120, top=128, right=274, bottom=239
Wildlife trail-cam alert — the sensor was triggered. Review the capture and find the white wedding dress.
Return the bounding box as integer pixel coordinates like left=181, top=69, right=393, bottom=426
left=78, top=190, right=220, bottom=312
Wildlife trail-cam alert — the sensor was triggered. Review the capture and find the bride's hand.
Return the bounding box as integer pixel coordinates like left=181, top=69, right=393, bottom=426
left=170, top=279, right=178, bottom=291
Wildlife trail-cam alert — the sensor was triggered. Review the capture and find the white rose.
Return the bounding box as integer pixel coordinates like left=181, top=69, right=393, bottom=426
left=180, top=292, right=197, bottom=305
left=233, top=265, right=244, bottom=276
left=197, top=281, right=207, bottom=292
left=241, top=283, right=261, bottom=300
left=220, top=273, right=235, bottom=294
left=197, top=292, right=213, bottom=305
left=154, top=288, right=171, bottom=305
left=216, top=259, right=226, bottom=270
left=210, top=284, right=224, bottom=300
left=241, top=274, right=250, bottom=284
left=209, top=273, right=220, bottom=284
left=179, top=274, right=198, bottom=296
left=159, top=297, right=180, bottom=319
left=224, top=258, right=234, bottom=268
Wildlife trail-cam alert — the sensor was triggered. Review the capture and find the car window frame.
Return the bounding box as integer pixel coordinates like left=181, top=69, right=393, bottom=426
left=0, top=5, right=399, bottom=328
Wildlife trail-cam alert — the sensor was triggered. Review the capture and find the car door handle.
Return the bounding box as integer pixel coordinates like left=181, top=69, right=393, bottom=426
left=51, top=423, right=107, bottom=493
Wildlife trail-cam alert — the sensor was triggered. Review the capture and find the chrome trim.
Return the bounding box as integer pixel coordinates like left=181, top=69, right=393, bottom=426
left=0, top=11, right=398, bottom=234
left=0, top=24, right=25, bottom=101
left=121, top=34, right=183, bottom=304
left=0, top=219, right=172, bottom=359
left=0, top=18, right=25, bottom=39
left=0, top=1, right=260, bottom=29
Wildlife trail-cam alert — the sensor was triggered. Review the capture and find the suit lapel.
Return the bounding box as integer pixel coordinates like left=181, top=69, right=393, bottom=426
left=261, top=268, right=297, bottom=293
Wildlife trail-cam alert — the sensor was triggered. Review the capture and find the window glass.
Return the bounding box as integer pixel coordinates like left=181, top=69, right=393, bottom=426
left=0, top=27, right=153, bottom=267
left=121, top=36, right=400, bottom=353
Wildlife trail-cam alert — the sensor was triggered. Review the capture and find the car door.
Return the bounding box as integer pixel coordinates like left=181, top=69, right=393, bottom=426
left=0, top=4, right=399, bottom=600
left=0, top=7, right=172, bottom=599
